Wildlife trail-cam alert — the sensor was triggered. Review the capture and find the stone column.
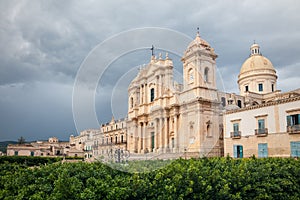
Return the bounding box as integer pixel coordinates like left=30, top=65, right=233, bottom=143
left=137, top=122, right=141, bottom=153
left=142, top=122, right=147, bottom=153
left=134, top=121, right=138, bottom=153
left=159, top=118, right=163, bottom=152
left=149, top=124, right=153, bottom=152
left=144, top=84, right=148, bottom=103
left=140, top=85, right=143, bottom=104
left=156, top=76, right=159, bottom=99
left=174, top=115, right=178, bottom=152
left=164, top=117, right=169, bottom=152
left=155, top=118, right=158, bottom=152
left=160, top=75, right=163, bottom=96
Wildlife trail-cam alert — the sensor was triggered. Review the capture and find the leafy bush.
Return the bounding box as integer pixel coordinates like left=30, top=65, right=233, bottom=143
left=0, top=157, right=299, bottom=199
left=0, top=156, right=62, bottom=166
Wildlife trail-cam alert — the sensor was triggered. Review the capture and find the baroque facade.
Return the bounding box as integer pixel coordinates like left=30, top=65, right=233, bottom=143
left=126, top=31, right=224, bottom=157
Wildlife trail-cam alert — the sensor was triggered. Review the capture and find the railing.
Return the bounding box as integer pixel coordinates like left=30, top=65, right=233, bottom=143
left=287, top=125, right=300, bottom=134
left=230, top=131, right=241, bottom=139
left=92, top=141, right=127, bottom=148
left=255, top=128, right=268, bottom=136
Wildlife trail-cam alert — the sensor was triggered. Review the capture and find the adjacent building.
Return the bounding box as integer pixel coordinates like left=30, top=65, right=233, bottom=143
left=6, top=137, right=79, bottom=157
left=224, top=43, right=300, bottom=158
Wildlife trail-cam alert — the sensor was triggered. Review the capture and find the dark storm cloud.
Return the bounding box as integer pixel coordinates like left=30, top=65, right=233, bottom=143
left=0, top=0, right=299, bottom=140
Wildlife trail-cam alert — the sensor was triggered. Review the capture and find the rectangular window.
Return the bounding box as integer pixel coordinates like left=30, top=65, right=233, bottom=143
left=287, top=114, right=300, bottom=133
left=271, top=84, right=274, bottom=92
left=14, top=151, right=18, bottom=156
left=150, top=88, right=155, bottom=102
left=287, top=114, right=300, bottom=126
left=290, top=141, right=300, bottom=157
left=258, top=143, right=268, bottom=158
left=245, top=85, right=249, bottom=92
left=30, top=151, right=34, bottom=156
left=233, top=123, right=239, bottom=137
left=258, top=83, right=263, bottom=92
left=258, top=119, right=265, bottom=130
left=233, top=145, right=243, bottom=158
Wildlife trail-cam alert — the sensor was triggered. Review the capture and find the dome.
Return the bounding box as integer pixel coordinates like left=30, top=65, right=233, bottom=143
left=240, top=55, right=275, bottom=74
left=239, top=43, right=276, bottom=75
left=238, top=43, right=278, bottom=96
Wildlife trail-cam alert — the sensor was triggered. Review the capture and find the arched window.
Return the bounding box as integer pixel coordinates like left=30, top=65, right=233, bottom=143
left=130, top=97, right=134, bottom=108
left=206, top=121, right=212, bottom=137
left=237, top=100, right=242, bottom=108
left=150, top=88, right=155, bottom=102
left=115, top=136, right=118, bottom=144
left=204, top=67, right=209, bottom=82
left=207, top=124, right=210, bottom=136
left=221, top=97, right=226, bottom=107
left=188, top=68, right=194, bottom=82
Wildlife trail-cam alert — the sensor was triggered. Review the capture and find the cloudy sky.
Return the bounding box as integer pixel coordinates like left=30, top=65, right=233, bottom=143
left=0, top=0, right=299, bottom=141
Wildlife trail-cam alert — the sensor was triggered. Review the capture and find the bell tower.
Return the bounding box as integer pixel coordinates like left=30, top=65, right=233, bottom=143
left=181, top=30, right=218, bottom=100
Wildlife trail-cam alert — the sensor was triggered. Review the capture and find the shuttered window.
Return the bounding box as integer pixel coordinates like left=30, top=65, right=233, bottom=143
left=258, top=143, right=268, bottom=158
left=233, top=145, right=243, bottom=158
left=291, top=141, right=300, bottom=157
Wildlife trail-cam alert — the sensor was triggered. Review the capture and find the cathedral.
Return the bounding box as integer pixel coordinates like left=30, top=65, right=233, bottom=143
left=69, top=30, right=300, bottom=161
left=126, top=31, right=223, bottom=157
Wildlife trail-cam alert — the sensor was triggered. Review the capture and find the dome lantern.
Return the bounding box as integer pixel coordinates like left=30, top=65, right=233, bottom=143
left=250, top=42, right=261, bottom=56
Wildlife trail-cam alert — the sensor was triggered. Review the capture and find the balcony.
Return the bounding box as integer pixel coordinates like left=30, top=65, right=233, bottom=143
left=230, top=131, right=241, bottom=139
left=287, top=125, right=300, bottom=134
left=255, top=128, right=268, bottom=137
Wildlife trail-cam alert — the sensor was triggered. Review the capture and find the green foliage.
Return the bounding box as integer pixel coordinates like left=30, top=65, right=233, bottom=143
left=0, top=157, right=300, bottom=199
left=0, top=156, right=62, bottom=166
